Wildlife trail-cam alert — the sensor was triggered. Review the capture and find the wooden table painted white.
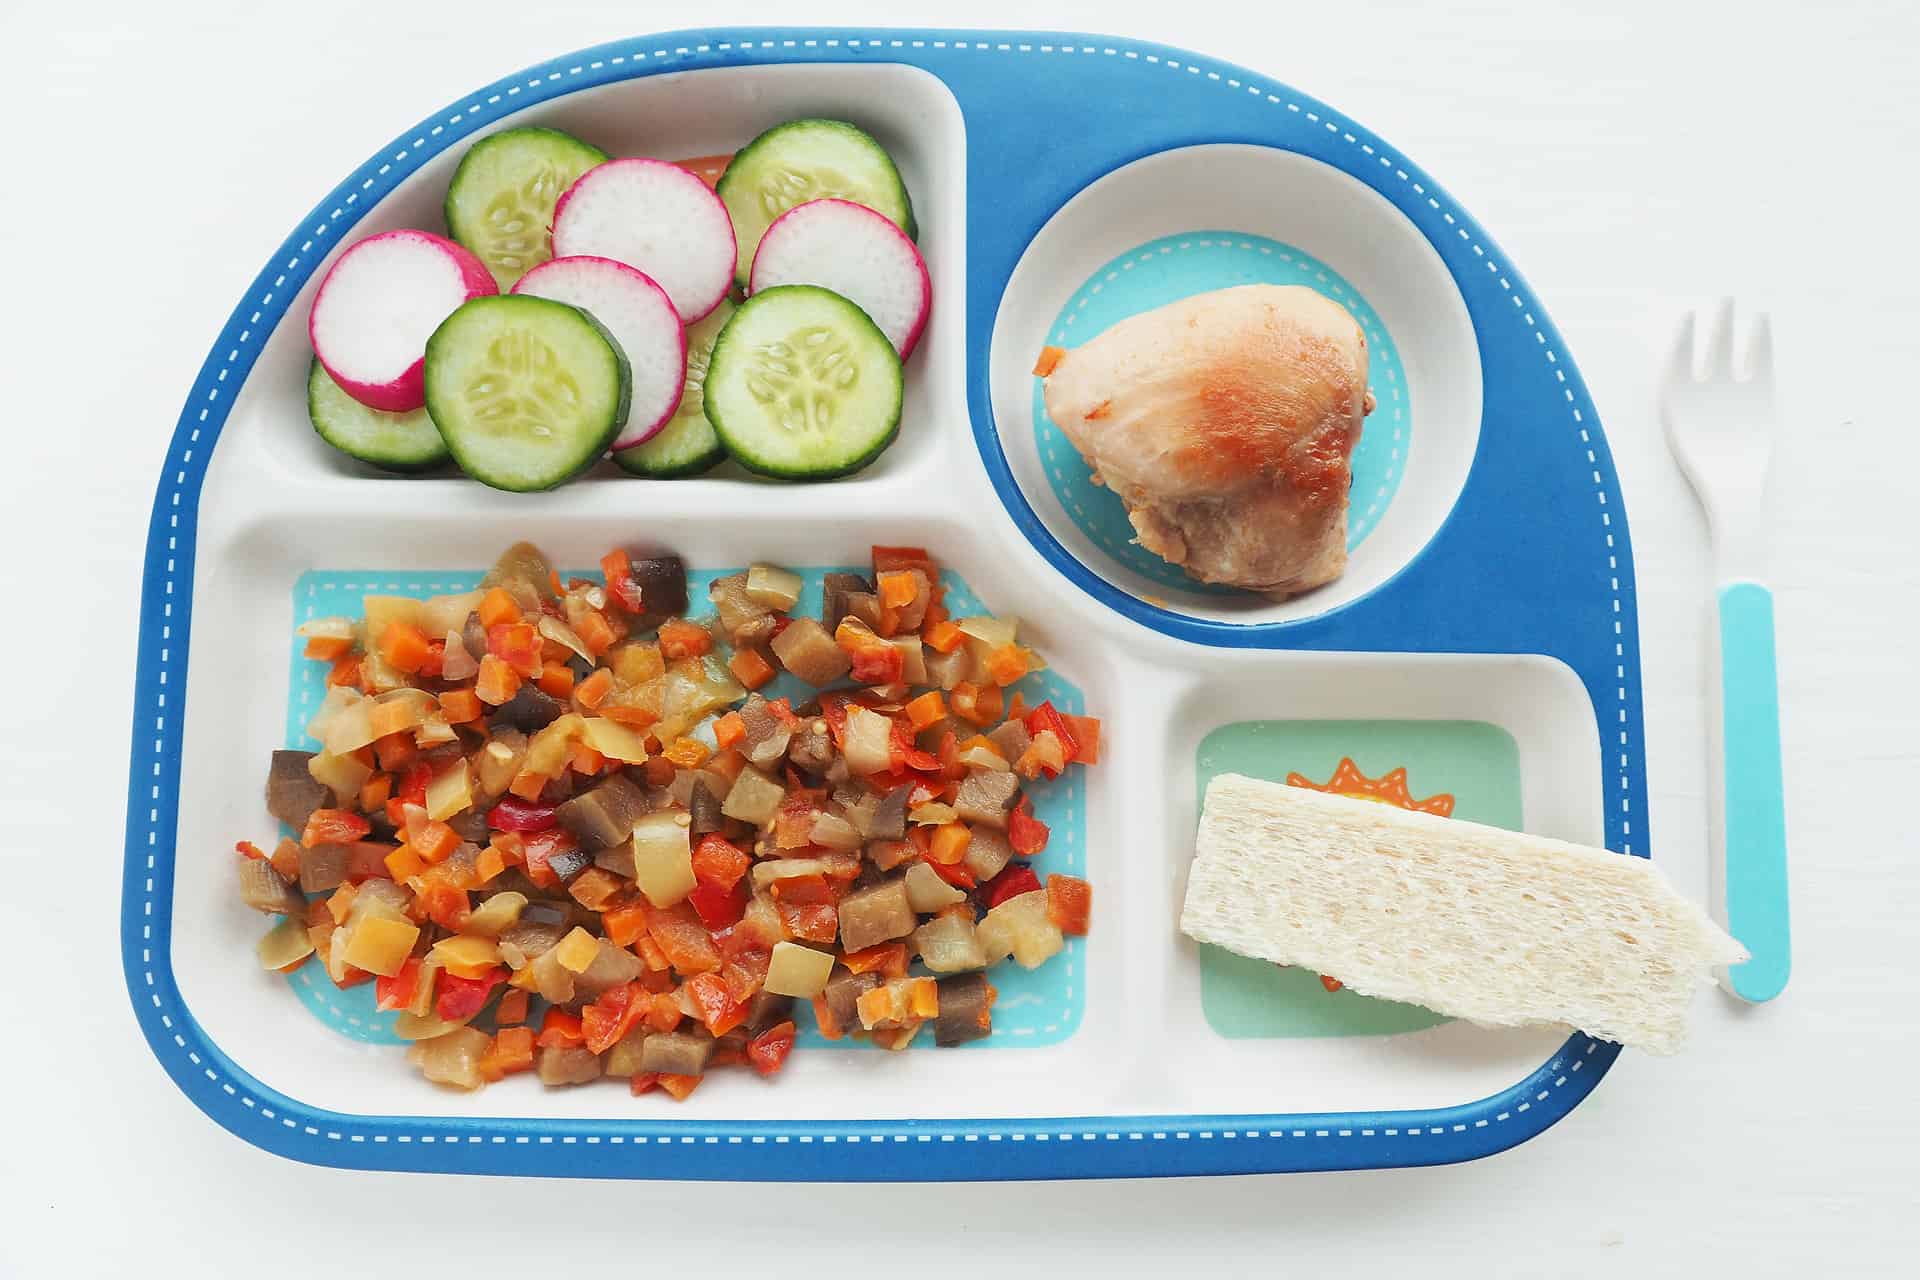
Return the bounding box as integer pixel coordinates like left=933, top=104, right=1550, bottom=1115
left=3, top=1, right=1914, bottom=1274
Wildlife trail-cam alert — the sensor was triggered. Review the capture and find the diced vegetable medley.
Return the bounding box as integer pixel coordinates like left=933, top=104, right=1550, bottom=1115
left=237, top=542, right=1096, bottom=1096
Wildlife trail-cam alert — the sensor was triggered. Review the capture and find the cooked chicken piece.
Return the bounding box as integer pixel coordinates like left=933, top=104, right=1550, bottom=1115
left=1039, top=284, right=1373, bottom=597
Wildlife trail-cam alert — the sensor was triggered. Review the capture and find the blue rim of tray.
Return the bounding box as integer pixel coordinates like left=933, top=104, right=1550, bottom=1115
left=121, top=26, right=1638, bottom=1181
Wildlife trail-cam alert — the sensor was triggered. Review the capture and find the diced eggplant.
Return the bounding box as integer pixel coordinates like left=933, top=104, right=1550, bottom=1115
left=488, top=683, right=566, bottom=733
left=787, top=719, right=836, bottom=775
left=627, top=555, right=688, bottom=631
left=963, top=829, right=1015, bottom=885
left=546, top=848, right=592, bottom=884
left=519, top=898, right=576, bottom=927
left=744, top=989, right=796, bottom=1034
left=986, top=719, right=1033, bottom=765
left=869, top=784, right=912, bottom=841
left=933, top=973, right=995, bottom=1046
left=823, top=967, right=881, bottom=1033
left=536, top=1044, right=603, bottom=1086
left=953, top=768, right=1021, bottom=830
left=555, top=773, right=647, bottom=849
left=483, top=541, right=558, bottom=601
left=474, top=727, right=528, bottom=800
left=709, top=573, right=773, bottom=645
left=603, top=1029, right=652, bottom=1077
left=866, top=838, right=917, bottom=871
left=722, top=766, right=787, bottom=826
left=237, top=856, right=305, bottom=916
left=594, top=844, right=637, bottom=878
left=924, top=645, right=971, bottom=691
left=640, top=1031, right=713, bottom=1076
left=265, top=750, right=330, bottom=832
left=447, top=808, right=491, bottom=844
left=298, top=842, right=351, bottom=894
left=771, top=617, right=851, bottom=686
left=498, top=919, right=567, bottom=962
left=571, top=939, right=643, bottom=999
left=461, top=611, right=488, bottom=665
left=688, top=780, right=724, bottom=834
left=738, top=694, right=793, bottom=769
left=842, top=591, right=883, bottom=631
left=837, top=877, right=917, bottom=952
left=821, top=571, right=873, bottom=631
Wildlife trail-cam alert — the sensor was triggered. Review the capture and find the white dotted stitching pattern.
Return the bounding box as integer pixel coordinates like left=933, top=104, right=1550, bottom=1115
left=139, top=33, right=1620, bottom=1153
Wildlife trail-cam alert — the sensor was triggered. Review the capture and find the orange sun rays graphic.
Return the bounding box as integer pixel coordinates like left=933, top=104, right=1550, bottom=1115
left=1281, top=758, right=1454, bottom=992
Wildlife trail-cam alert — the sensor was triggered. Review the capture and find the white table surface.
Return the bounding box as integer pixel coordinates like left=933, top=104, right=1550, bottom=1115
left=4, top=1, right=1916, bottom=1274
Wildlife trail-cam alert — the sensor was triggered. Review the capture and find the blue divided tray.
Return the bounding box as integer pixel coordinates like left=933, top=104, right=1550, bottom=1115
left=122, top=26, right=1641, bottom=1180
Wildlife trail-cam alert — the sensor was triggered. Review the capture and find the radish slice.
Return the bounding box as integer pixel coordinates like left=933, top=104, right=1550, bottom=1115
left=748, top=198, right=931, bottom=358
left=308, top=230, right=496, bottom=412
left=511, top=255, right=687, bottom=449
left=550, top=158, right=735, bottom=323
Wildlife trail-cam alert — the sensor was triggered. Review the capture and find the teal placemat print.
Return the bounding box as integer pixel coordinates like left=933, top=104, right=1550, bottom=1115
left=1031, top=231, right=1409, bottom=596
left=1193, top=719, right=1519, bottom=1038
left=281, top=566, right=1086, bottom=1050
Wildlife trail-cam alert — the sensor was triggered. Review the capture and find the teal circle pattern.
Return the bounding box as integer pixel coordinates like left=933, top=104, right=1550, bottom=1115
left=1030, top=231, right=1409, bottom=596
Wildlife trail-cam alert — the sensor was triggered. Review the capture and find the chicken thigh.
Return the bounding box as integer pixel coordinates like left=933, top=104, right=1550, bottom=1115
left=1039, top=284, right=1373, bottom=597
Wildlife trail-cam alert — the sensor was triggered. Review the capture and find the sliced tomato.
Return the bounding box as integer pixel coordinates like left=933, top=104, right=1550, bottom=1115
left=980, top=865, right=1042, bottom=911
left=746, top=1020, right=797, bottom=1077
left=434, top=968, right=505, bottom=1022
left=690, top=834, right=750, bottom=892
left=1008, top=806, right=1050, bottom=857
left=684, top=971, right=748, bottom=1037
left=688, top=879, right=748, bottom=930
left=581, top=982, right=648, bottom=1054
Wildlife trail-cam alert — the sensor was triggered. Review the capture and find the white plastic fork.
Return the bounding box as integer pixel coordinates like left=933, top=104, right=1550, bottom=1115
left=1659, top=300, right=1790, bottom=1003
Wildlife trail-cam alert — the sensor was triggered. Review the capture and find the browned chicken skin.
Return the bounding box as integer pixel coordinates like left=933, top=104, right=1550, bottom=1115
left=1040, top=284, right=1373, bottom=597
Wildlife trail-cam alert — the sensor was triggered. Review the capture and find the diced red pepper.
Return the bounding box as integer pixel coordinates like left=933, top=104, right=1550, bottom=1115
left=1320, top=974, right=1344, bottom=994
left=520, top=828, right=579, bottom=889
left=581, top=982, right=649, bottom=1054
left=684, top=970, right=748, bottom=1037
left=1045, top=874, right=1093, bottom=935
left=646, top=901, right=723, bottom=975
left=1062, top=715, right=1102, bottom=765
left=629, top=1071, right=661, bottom=1096
left=487, top=797, right=558, bottom=833
left=434, top=968, right=506, bottom=1022
left=926, top=857, right=977, bottom=890
left=487, top=622, right=544, bottom=679
left=770, top=874, right=839, bottom=945
left=374, top=957, right=423, bottom=1013
left=688, top=879, right=748, bottom=930
left=1008, top=805, right=1050, bottom=857
left=691, top=833, right=750, bottom=892
left=301, top=807, right=371, bottom=849
left=599, top=548, right=645, bottom=615
left=981, top=865, right=1043, bottom=911
left=536, top=1007, right=585, bottom=1048
left=747, top=1020, right=797, bottom=1077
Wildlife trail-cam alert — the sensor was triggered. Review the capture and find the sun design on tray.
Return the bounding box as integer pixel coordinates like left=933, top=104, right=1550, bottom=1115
left=1284, top=758, right=1455, bottom=991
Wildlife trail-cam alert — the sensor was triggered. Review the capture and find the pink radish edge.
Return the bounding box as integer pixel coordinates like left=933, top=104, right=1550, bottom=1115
left=748, top=198, right=931, bottom=359
left=512, top=254, right=688, bottom=450
left=550, top=157, right=735, bottom=325
left=307, top=229, right=495, bottom=412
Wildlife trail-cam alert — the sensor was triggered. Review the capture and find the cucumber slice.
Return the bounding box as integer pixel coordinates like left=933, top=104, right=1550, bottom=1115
left=306, top=358, right=450, bottom=472
left=423, top=295, right=630, bottom=492
left=716, top=119, right=916, bottom=286
left=704, top=286, right=902, bottom=480
left=445, top=127, right=609, bottom=290
left=614, top=299, right=733, bottom=478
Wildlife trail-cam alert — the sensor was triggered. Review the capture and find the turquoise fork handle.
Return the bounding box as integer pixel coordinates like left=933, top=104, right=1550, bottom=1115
left=1717, top=582, right=1790, bottom=1001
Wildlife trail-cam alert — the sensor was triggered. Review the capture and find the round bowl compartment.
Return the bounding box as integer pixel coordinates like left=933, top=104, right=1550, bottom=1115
left=988, top=143, right=1484, bottom=627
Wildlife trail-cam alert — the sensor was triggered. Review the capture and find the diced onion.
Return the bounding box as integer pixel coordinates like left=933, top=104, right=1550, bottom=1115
left=956, top=615, right=1017, bottom=649
left=842, top=706, right=894, bottom=776
left=424, top=760, right=472, bottom=820
left=439, top=629, right=478, bottom=680
left=745, top=564, right=803, bottom=611
left=537, top=614, right=595, bottom=665
left=631, top=813, right=695, bottom=907
left=581, top=717, right=651, bottom=764
left=255, top=916, right=315, bottom=969
left=418, top=590, right=484, bottom=635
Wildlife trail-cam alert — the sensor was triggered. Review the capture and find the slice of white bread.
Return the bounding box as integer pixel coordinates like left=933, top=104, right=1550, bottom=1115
left=1179, top=773, right=1746, bottom=1054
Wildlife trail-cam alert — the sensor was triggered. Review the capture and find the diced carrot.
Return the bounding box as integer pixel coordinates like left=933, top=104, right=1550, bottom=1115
left=475, top=655, right=521, bottom=705
left=235, top=840, right=267, bottom=860
left=268, top=839, right=302, bottom=881
left=923, top=619, right=964, bottom=654
left=474, top=843, right=506, bottom=884
left=712, top=712, right=747, bottom=751
left=920, top=601, right=949, bottom=631
left=646, top=991, right=683, bottom=1033
left=663, top=736, right=711, bottom=769
left=536, top=1008, right=585, bottom=1048
left=728, top=646, right=776, bottom=690
left=949, top=681, right=1003, bottom=727
left=878, top=571, right=920, bottom=609
left=378, top=621, right=433, bottom=674
left=372, top=731, right=416, bottom=773
left=574, top=667, right=613, bottom=710
left=537, top=661, right=575, bottom=698
left=985, top=644, right=1032, bottom=688
left=1032, top=344, right=1066, bottom=376
left=657, top=618, right=713, bottom=659
left=303, top=634, right=354, bottom=661
left=487, top=622, right=544, bottom=678
left=383, top=843, right=424, bottom=881
left=929, top=822, right=972, bottom=865
left=499, top=990, right=533, bottom=1028
left=438, top=688, right=483, bottom=724
left=575, top=609, right=615, bottom=657
left=905, top=690, right=947, bottom=731
left=811, top=994, right=843, bottom=1040
left=635, top=934, right=671, bottom=973
left=1063, top=715, right=1102, bottom=765
left=1046, top=874, right=1092, bottom=935
left=508, top=769, right=548, bottom=802
left=600, top=703, right=660, bottom=729
left=302, top=808, right=371, bottom=848
left=413, top=820, right=459, bottom=864
left=1005, top=692, right=1030, bottom=722
left=358, top=773, right=393, bottom=813
left=601, top=899, right=652, bottom=949
left=477, top=587, right=521, bottom=628
left=657, top=1073, right=702, bottom=1101
left=479, top=1026, right=536, bottom=1081
left=570, top=741, right=607, bottom=775
left=325, top=881, right=358, bottom=925
left=326, top=654, right=364, bottom=688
